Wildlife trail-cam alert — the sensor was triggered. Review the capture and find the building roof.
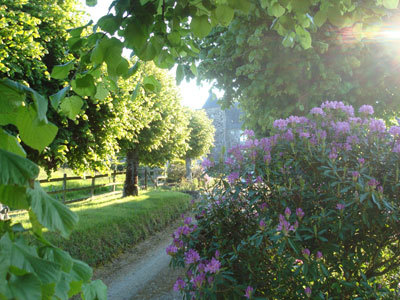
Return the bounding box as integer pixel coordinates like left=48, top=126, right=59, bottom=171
left=202, top=91, right=219, bottom=109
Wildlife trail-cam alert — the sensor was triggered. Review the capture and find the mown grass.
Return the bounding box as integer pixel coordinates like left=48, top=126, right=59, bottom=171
left=12, top=189, right=191, bottom=267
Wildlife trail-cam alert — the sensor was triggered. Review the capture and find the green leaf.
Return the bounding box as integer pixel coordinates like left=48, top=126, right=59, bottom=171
left=190, top=15, right=212, bottom=39
left=0, top=129, right=26, bottom=157
left=143, top=75, right=161, bottom=93
left=190, top=63, right=198, bottom=76
left=0, top=184, right=28, bottom=209
left=215, top=5, right=235, bottom=26
left=155, top=51, right=175, bottom=69
left=90, top=43, right=105, bottom=65
left=50, top=86, right=70, bottom=110
left=8, top=273, right=42, bottom=300
left=98, top=14, right=120, bottom=35
left=94, top=83, right=109, bottom=100
left=295, top=26, right=312, bottom=49
left=116, top=58, right=130, bottom=76
left=0, top=79, right=26, bottom=114
left=125, top=20, right=147, bottom=50
left=314, top=10, right=327, bottom=27
left=228, top=0, right=251, bottom=13
left=86, top=0, right=97, bottom=6
left=0, top=148, right=39, bottom=186
left=71, top=74, right=96, bottom=97
left=16, top=107, right=58, bottom=151
left=60, top=96, right=84, bottom=120
left=82, top=280, right=107, bottom=300
left=125, top=61, right=141, bottom=78
left=291, top=0, right=310, bottom=14
left=383, top=0, right=399, bottom=9
left=176, top=64, right=184, bottom=84
left=70, top=259, right=92, bottom=282
left=51, top=61, right=75, bottom=80
left=40, top=247, right=73, bottom=273
left=28, top=181, right=78, bottom=237
left=32, top=91, right=48, bottom=122
left=270, top=3, right=285, bottom=18
left=136, top=41, right=157, bottom=61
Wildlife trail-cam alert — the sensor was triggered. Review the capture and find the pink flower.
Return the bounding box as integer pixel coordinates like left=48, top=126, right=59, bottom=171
left=359, top=105, right=374, bottom=115
left=173, top=278, right=186, bottom=291
left=245, top=286, right=254, bottom=299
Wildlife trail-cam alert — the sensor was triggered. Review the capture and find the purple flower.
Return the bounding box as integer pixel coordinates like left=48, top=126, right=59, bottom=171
left=377, top=185, right=383, bottom=193
left=256, top=176, right=263, bottom=183
left=201, top=158, right=214, bottom=168
left=184, top=249, right=200, bottom=264
left=277, top=214, right=295, bottom=235
left=302, top=248, right=310, bottom=257
left=173, top=278, right=186, bottom=291
left=283, top=129, right=294, bottom=141
left=368, top=178, right=379, bottom=187
left=296, top=208, right=305, bottom=219
left=358, top=157, right=365, bottom=165
left=369, top=119, right=386, bottom=133
left=284, top=207, right=291, bottom=218
left=243, top=129, right=255, bottom=137
left=260, top=203, right=267, bottom=210
left=263, top=152, right=271, bottom=163
left=259, top=219, right=266, bottom=230
left=329, top=150, right=338, bottom=160
left=333, top=121, right=351, bottom=134
left=207, top=276, right=214, bottom=285
left=316, top=251, right=323, bottom=259
left=273, top=119, right=288, bottom=130
left=190, top=273, right=205, bottom=288
left=245, top=286, right=254, bottom=299
left=184, top=217, right=192, bottom=225
left=205, top=257, right=221, bottom=273
left=351, top=171, right=360, bottom=181
left=305, top=287, right=312, bottom=298
left=166, top=244, right=178, bottom=255
left=389, top=126, right=400, bottom=136
left=393, top=143, right=400, bottom=153
left=227, top=172, right=239, bottom=184
left=299, top=131, right=310, bottom=138
left=215, top=250, right=220, bottom=259
left=359, top=105, right=374, bottom=115
left=321, top=101, right=354, bottom=116
left=310, top=107, right=325, bottom=116
left=225, top=157, right=234, bottom=165
left=336, top=203, right=345, bottom=210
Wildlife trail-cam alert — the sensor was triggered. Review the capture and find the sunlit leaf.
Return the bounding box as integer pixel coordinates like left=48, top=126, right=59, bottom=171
left=383, top=0, right=399, bottom=9
left=71, top=74, right=96, bottom=97
left=190, top=15, right=212, bottom=39
left=0, top=129, right=26, bottom=157
left=176, top=64, right=184, bottom=84
left=143, top=75, right=161, bottom=93
left=215, top=5, right=235, bottom=26
left=51, top=61, right=75, bottom=80
left=60, top=96, right=83, bottom=120
left=98, top=14, right=120, bottom=35
left=50, top=86, right=70, bottom=110
left=0, top=185, right=28, bottom=210
left=0, top=149, right=39, bottom=186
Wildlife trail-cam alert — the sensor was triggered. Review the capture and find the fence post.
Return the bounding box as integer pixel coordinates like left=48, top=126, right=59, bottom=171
left=91, top=176, right=95, bottom=198
left=62, top=173, right=67, bottom=202
left=113, top=168, right=116, bottom=192
left=144, top=168, right=148, bottom=190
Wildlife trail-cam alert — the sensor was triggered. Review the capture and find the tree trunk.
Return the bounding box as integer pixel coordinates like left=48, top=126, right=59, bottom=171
left=185, top=157, right=192, bottom=181
left=123, top=149, right=139, bottom=197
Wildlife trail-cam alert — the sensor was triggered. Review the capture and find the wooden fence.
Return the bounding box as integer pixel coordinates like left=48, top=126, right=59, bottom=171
left=39, top=167, right=165, bottom=204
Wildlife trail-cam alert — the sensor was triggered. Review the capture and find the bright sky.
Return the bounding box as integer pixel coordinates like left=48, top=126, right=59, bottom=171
left=81, top=0, right=216, bottom=109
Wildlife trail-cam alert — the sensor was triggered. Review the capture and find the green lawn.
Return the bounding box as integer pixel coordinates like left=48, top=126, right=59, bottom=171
left=12, top=189, right=191, bottom=267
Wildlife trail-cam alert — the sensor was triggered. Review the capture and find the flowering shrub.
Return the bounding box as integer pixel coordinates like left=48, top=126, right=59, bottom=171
left=168, top=102, right=400, bottom=299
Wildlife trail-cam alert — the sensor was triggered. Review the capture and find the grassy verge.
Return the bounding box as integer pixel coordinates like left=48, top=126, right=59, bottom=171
left=13, top=189, right=191, bottom=267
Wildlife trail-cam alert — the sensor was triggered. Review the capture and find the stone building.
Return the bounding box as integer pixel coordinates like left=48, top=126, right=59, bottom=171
left=202, top=92, right=243, bottom=160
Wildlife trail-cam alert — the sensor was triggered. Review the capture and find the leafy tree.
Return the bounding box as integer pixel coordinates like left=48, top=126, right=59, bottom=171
left=186, top=1, right=400, bottom=134
left=183, top=109, right=215, bottom=180
left=118, top=63, right=190, bottom=197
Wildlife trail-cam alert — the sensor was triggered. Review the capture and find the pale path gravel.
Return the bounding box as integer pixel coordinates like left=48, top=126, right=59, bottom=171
left=93, top=218, right=187, bottom=300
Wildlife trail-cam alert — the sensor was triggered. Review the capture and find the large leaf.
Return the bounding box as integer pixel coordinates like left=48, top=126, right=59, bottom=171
left=71, top=74, right=96, bottom=97
left=125, top=20, right=147, bottom=50
left=0, top=79, right=26, bottom=114
left=70, top=259, right=92, bottom=283
left=32, top=91, right=48, bottom=122
left=40, top=247, right=73, bottom=274
left=383, top=0, right=399, bottom=9
left=82, top=280, right=107, bottom=300
left=16, top=107, right=58, bottom=152
left=0, top=185, right=28, bottom=210
left=0, top=233, right=12, bottom=284
left=8, top=273, right=42, bottom=300
left=0, top=129, right=26, bottom=157
left=50, top=86, right=70, bottom=110
left=60, top=96, right=83, bottom=120
left=314, top=10, right=327, bottom=27
left=86, top=0, right=97, bottom=6
left=295, top=26, right=312, bottom=49
left=215, top=5, right=235, bottom=26
left=51, top=61, right=75, bottom=80
left=0, top=149, right=39, bottom=186
left=98, top=14, right=120, bottom=35
left=28, top=182, right=78, bottom=237
left=190, top=15, right=212, bottom=39
left=176, top=64, right=184, bottom=84
left=94, top=83, right=109, bottom=100
left=143, top=75, right=161, bottom=93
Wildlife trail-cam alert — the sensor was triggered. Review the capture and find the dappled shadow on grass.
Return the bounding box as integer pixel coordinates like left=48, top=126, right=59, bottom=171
left=46, top=190, right=191, bottom=267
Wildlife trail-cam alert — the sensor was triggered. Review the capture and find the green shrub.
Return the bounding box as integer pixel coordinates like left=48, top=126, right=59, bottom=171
left=167, top=160, right=186, bottom=183
left=168, top=102, right=400, bottom=299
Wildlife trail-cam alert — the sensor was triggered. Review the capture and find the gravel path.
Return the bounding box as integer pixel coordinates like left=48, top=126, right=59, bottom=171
left=94, top=219, right=186, bottom=300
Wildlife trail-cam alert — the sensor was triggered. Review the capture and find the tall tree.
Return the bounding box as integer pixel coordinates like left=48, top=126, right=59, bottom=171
left=183, top=109, right=215, bottom=180
left=183, top=1, right=400, bottom=134
left=118, top=63, right=190, bottom=197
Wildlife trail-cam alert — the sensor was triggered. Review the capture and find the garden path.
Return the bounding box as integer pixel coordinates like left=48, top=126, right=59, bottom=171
left=94, top=218, right=186, bottom=300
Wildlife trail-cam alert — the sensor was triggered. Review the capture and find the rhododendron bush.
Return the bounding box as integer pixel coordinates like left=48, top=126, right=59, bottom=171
left=168, top=102, right=400, bottom=299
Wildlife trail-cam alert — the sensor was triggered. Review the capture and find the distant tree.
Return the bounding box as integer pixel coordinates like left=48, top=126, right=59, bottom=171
left=183, top=109, right=215, bottom=180
left=118, top=63, right=190, bottom=197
